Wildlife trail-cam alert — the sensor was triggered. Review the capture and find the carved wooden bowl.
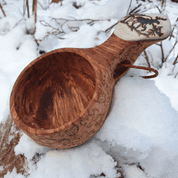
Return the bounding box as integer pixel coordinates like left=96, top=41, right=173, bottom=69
left=10, top=14, right=171, bottom=149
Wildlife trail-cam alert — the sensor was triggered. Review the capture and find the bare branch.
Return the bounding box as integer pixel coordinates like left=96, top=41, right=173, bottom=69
left=160, top=41, right=165, bottom=65
left=105, top=21, right=119, bottom=33
left=50, top=17, right=111, bottom=23
left=169, top=18, right=178, bottom=40
left=155, top=5, right=161, bottom=13
left=127, top=0, right=132, bottom=15
left=39, top=20, right=66, bottom=40
left=50, top=17, right=112, bottom=33
left=67, top=25, right=79, bottom=32
left=34, top=0, right=37, bottom=33
left=0, top=3, right=6, bottom=17
left=164, top=41, right=178, bottom=62
left=129, top=3, right=142, bottom=14
left=37, top=1, right=45, bottom=10
left=40, top=20, right=64, bottom=34
left=144, top=50, right=151, bottom=69
left=173, top=54, right=178, bottom=65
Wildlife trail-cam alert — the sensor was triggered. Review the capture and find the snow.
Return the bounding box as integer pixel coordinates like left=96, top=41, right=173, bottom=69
left=14, top=134, right=51, bottom=162
left=4, top=168, right=24, bottom=178
left=155, top=76, right=178, bottom=112
left=27, top=142, right=118, bottom=178
left=1, top=0, right=178, bottom=177
left=122, top=164, right=148, bottom=178
left=96, top=77, right=178, bottom=177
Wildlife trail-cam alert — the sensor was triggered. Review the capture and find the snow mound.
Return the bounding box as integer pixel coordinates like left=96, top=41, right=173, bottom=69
left=96, top=77, right=178, bottom=178
left=15, top=138, right=118, bottom=178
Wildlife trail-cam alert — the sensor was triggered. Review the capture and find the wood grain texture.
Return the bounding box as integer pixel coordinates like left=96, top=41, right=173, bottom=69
left=10, top=34, right=160, bottom=149
left=13, top=52, right=95, bottom=130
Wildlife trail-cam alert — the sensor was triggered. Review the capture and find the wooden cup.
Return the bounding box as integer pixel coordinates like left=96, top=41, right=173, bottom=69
left=10, top=14, right=171, bottom=149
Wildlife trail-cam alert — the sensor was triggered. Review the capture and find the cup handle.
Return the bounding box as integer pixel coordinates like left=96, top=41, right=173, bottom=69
left=114, top=13, right=171, bottom=42
left=116, top=64, right=158, bottom=79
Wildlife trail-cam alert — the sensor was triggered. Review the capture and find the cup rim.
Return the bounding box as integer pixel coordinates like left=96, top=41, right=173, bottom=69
left=10, top=48, right=100, bottom=136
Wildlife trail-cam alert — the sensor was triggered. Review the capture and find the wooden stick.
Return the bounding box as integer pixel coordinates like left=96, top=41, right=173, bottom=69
left=34, top=0, right=37, bottom=33
left=0, top=3, right=6, bottom=17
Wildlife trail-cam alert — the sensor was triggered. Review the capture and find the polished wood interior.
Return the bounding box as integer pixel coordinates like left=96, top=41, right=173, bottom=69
left=14, top=52, right=96, bottom=130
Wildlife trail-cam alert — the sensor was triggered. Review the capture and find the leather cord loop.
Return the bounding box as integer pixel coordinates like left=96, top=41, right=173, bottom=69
left=118, top=64, right=158, bottom=79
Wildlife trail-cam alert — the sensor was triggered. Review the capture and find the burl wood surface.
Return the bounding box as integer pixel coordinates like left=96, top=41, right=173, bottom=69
left=10, top=33, right=158, bottom=149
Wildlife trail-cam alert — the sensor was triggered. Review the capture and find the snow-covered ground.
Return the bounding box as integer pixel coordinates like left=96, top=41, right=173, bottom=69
left=1, top=0, right=178, bottom=177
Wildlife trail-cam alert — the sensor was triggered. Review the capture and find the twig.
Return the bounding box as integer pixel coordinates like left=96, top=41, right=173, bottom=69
left=32, top=0, right=34, bottom=14
left=36, top=33, right=65, bottom=43
left=155, top=5, right=161, bottom=13
left=129, top=3, right=142, bottom=14
left=169, top=25, right=176, bottom=40
left=39, top=17, right=115, bottom=41
left=26, top=0, right=30, bottom=18
left=169, top=18, right=178, bottom=40
left=37, top=1, right=46, bottom=10
left=51, top=17, right=112, bottom=33
left=13, top=18, right=26, bottom=29
left=39, top=20, right=65, bottom=40
left=17, top=7, right=23, bottom=17
left=161, top=0, right=165, bottom=8
left=147, top=50, right=153, bottom=65
left=0, top=3, right=6, bottom=17
left=67, top=25, right=79, bottom=32
left=127, top=0, right=132, bottom=15
left=105, top=21, right=119, bottom=33
left=50, top=17, right=111, bottom=23
left=133, top=9, right=141, bottom=14
left=173, top=54, right=178, bottom=65
left=160, top=41, right=165, bottom=65
left=40, top=20, right=64, bottom=34
left=34, top=0, right=37, bottom=33
left=164, top=40, right=178, bottom=62
left=155, top=0, right=166, bottom=13
left=144, top=50, right=151, bottom=69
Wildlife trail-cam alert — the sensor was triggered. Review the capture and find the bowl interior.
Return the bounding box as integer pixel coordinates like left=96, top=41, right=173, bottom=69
left=14, top=52, right=96, bottom=130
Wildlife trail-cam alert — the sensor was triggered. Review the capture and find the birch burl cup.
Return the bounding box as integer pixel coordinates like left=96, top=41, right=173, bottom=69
left=10, top=14, right=171, bottom=149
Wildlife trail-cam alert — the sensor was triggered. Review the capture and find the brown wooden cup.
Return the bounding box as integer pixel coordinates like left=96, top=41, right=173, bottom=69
left=10, top=14, right=171, bottom=149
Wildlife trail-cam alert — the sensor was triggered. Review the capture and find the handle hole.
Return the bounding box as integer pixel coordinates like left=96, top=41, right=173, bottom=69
left=113, top=60, right=131, bottom=79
